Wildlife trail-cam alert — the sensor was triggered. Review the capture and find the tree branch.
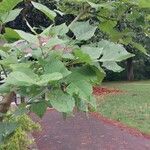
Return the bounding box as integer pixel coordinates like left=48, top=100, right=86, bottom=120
left=1, top=65, right=7, bottom=77
left=68, top=6, right=90, bottom=28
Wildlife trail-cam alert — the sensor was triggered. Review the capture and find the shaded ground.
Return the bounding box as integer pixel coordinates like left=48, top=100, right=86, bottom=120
left=32, top=110, right=150, bottom=150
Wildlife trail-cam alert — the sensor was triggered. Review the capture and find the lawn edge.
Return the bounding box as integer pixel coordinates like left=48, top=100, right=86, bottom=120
left=91, top=112, right=150, bottom=140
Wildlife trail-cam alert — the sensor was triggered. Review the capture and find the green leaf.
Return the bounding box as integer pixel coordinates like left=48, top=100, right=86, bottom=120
left=131, top=42, right=147, bottom=55
left=0, top=50, right=8, bottom=58
left=67, top=80, right=92, bottom=100
left=102, top=61, right=124, bottom=72
left=81, top=45, right=103, bottom=60
left=7, top=64, right=63, bottom=86
left=139, top=0, right=150, bottom=8
left=31, top=1, right=56, bottom=20
left=120, top=0, right=139, bottom=5
left=87, top=1, right=114, bottom=10
left=0, top=54, right=18, bottom=66
left=73, top=49, right=92, bottom=64
left=15, top=30, right=39, bottom=44
left=44, top=59, right=71, bottom=78
left=70, top=21, right=97, bottom=40
left=5, top=71, right=37, bottom=86
left=99, top=20, right=117, bottom=34
left=66, top=80, right=96, bottom=108
left=44, top=37, right=65, bottom=48
left=0, top=0, right=22, bottom=13
left=0, top=122, right=18, bottom=143
left=4, top=28, right=20, bottom=42
left=66, top=65, right=104, bottom=84
left=9, top=63, right=38, bottom=79
left=40, top=25, right=53, bottom=36
left=48, top=89, right=75, bottom=112
left=0, top=83, right=11, bottom=93
left=62, top=53, right=75, bottom=60
left=121, top=37, right=133, bottom=45
left=51, top=23, right=69, bottom=36
left=37, top=72, right=63, bottom=86
left=98, top=40, right=135, bottom=62
left=0, top=9, right=22, bottom=23
left=91, top=64, right=105, bottom=83
left=30, top=101, right=47, bottom=118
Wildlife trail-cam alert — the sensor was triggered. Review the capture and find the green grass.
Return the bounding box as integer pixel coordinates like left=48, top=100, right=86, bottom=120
left=97, top=80, right=150, bottom=134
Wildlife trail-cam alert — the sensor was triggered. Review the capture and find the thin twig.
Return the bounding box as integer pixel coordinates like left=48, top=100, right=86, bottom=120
left=1, top=65, right=7, bottom=77
left=68, top=6, right=90, bottom=28
left=0, top=24, right=3, bottom=34
left=25, top=18, right=38, bottom=35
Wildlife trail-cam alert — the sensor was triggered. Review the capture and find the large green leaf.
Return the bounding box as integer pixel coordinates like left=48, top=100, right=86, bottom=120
left=122, top=0, right=150, bottom=8
left=37, top=72, right=63, bottom=86
left=131, top=42, right=148, bottom=55
left=0, top=83, right=11, bottom=93
left=15, top=30, right=39, bottom=44
left=0, top=122, right=18, bottom=144
left=139, top=0, right=150, bottom=8
left=0, top=54, right=18, bottom=66
left=44, top=59, right=71, bottom=77
left=0, top=0, right=22, bottom=13
left=31, top=1, right=56, bottom=20
left=48, top=89, right=75, bottom=112
left=99, top=40, right=134, bottom=62
left=73, top=49, right=92, bottom=64
left=6, top=68, right=63, bottom=86
left=40, top=25, right=53, bottom=36
left=5, top=71, right=37, bottom=86
left=99, top=20, right=117, bottom=35
left=44, top=37, right=65, bottom=49
left=50, top=23, right=69, bottom=36
left=87, top=1, right=114, bottom=10
left=81, top=45, right=103, bottom=60
left=9, top=63, right=38, bottom=79
left=0, top=9, right=22, bottom=23
left=102, top=61, right=124, bottom=72
left=70, top=21, right=97, bottom=40
left=4, top=28, right=20, bottom=42
left=30, top=101, right=47, bottom=118
left=67, top=80, right=92, bottom=100
left=66, top=80, right=96, bottom=108
left=0, top=50, right=8, bottom=58
left=91, top=64, right=105, bottom=83
left=66, top=65, right=104, bottom=83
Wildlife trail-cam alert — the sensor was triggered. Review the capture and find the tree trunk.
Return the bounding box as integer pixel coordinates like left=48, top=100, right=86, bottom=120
left=127, top=58, right=134, bottom=81
left=0, top=92, right=16, bottom=121
left=0, top=24, right=16, bottom=121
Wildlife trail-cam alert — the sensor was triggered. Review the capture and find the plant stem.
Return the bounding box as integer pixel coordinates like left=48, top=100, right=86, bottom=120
left=1, top=65, right=7, bottom=77
left=0, top=24, right=2, bottom=34
left=68, top=6, right=90, bottom=28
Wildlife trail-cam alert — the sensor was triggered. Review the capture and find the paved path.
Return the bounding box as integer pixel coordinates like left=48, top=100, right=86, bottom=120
left=32, top=110, right=150, bottom=150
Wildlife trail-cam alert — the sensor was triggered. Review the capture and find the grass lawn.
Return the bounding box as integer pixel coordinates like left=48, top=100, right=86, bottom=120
left=97, top=80, right=150, bottom=134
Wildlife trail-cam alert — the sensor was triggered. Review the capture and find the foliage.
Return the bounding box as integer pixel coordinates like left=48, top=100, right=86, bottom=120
left=0, top=0, right=134, bottom=145
left=0, top=0, right=23, bottom=24
left=0, top=112, right=40, bottom=150
left=56, top=0, right=150, bottom=74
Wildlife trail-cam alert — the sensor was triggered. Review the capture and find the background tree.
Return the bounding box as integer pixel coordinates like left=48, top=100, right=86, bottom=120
left=54, top=0, right=150, bottom=81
